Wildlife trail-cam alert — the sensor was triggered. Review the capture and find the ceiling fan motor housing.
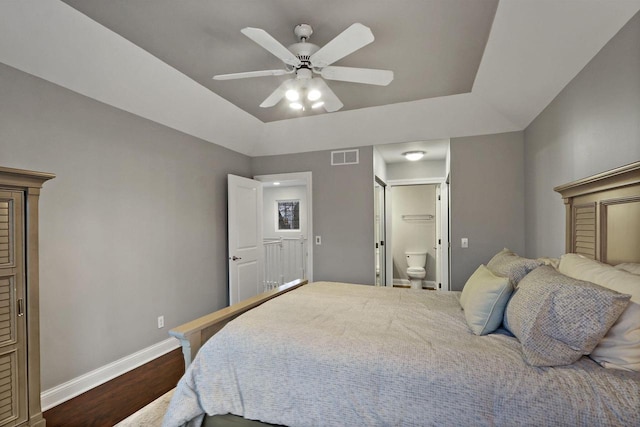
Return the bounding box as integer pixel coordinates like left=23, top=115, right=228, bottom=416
left=288, top=42, right=319, bottom=66
left=290, top=24, right=319, bottom=68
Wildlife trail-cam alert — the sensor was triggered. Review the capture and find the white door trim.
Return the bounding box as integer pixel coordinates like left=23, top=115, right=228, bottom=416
left=254, top=172, right=313, bottom=282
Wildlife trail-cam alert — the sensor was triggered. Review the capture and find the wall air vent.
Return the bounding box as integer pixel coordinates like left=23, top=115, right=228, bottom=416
left=331, top=149, right=359, bottom=166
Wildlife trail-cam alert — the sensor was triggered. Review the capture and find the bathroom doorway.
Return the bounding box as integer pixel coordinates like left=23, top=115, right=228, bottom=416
left=373, top=138, right=450, bottom=290
left=385, top=179, right=449, bottom=290
left=390, top=184, right=437, bottom=288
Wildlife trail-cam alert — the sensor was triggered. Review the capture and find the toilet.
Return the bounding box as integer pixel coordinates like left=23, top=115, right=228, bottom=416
left=405, top=251, right=427, bottom=289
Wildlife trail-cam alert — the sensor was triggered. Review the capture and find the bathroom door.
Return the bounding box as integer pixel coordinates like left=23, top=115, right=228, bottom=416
left=374, top=177, right=386, bottom=286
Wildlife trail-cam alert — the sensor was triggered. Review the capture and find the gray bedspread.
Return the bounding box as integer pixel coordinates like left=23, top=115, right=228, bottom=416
left=163, top=282, right=640, bottom=427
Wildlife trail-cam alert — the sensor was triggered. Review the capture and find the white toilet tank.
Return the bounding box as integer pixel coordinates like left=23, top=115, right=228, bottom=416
left=405, top=251, right=427, bottom=268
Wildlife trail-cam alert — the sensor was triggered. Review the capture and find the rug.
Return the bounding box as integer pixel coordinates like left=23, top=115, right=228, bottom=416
left=115, top=389, right=174, bottom=426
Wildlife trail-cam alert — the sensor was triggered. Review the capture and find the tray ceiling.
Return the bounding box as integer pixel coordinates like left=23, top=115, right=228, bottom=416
left=2, top=1, right=639, bottom=156
left=61, top=0, right=498, bottom=123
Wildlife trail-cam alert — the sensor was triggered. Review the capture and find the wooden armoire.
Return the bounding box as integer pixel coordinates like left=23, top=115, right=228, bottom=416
left=0, top=167, right=54, bottom=427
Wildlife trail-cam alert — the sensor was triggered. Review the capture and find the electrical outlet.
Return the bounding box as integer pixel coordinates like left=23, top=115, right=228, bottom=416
left=315, top=236, right=321, bottom=245
left=461, top=238, right=469, bottom=248
left=157, top=315, right=164, bottom=329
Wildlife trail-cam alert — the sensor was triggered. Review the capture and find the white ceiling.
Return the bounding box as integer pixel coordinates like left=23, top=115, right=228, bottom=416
left=1, top=1, right=639, bottom=158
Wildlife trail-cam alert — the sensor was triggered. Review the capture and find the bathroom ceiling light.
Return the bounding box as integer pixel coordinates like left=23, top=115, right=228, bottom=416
left=402, top=151, right=425, bottom=161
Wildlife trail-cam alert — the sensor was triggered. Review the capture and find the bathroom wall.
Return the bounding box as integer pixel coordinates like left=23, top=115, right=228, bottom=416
left=391, top=184, right=437, bottom=283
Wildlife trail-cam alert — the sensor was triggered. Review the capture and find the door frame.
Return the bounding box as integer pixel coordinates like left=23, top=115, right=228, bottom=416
left=374, top=176, right=386, bottom=285
left=385, top=177, right=450, bottom=291
left=254, top=171, right=313, bottom=282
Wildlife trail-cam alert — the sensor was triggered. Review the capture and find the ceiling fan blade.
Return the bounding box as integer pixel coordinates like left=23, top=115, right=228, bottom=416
left=320, top=66, right=393, bottom=86
left=310, top=23, right=375, bottom=68
left=260, top=80, right=292, bottom=108
left=313, top=78, right=343, bottom=112
left=213, top=69, right=291, bottom=80
left=241, top=27, right=301, bottom=67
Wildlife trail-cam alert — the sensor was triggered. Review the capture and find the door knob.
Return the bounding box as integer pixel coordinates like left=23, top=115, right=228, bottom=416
left=231, top=256, right=242, bottom=261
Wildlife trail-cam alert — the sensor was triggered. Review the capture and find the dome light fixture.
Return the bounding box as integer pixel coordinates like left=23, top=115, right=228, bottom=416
left=402, top=151, right=425, bottom=161
left=289, top=102, right=304, bottom=110
left=311, top=101, right=325, bottom=109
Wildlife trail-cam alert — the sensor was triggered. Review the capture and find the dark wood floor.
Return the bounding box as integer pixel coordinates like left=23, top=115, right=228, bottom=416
left=43, top=348, right=184, bottom=427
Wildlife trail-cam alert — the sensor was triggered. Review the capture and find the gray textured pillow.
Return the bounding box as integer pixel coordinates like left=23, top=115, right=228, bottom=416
left=487, top=248, right=542, bottom=286
left=504, top=266, right=631, bottom=367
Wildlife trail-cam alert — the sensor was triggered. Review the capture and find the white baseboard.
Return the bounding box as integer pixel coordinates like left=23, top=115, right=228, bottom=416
left=41, top=338, right=180, bottom=411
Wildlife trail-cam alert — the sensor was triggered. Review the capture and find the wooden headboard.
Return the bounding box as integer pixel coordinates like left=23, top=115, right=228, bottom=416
left=554, top=161, right=640, bottom=264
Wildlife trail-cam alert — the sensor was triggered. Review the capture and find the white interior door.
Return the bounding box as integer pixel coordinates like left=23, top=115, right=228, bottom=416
left=440, top=180, right=450, bottom=291
left=435, top=185, right=442, bottom=287
left=374, top=178, right=386, bottom=286
left=228, top=174, right=263, bottom=305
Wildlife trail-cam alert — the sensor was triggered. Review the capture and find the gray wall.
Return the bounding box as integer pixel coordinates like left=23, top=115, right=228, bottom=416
left=524, top=10, right=640, bottom=258
left=252, top=148, right=375, bottom=285
left=386, top=160, right=446, bottom=181
left=450, top=131, right=525, bottom=290
left=0, top=63, right=251, bottom=389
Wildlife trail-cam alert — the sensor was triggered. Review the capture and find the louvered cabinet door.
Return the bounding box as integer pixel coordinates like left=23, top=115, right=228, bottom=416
left=0, top=191, right=27, bottom=427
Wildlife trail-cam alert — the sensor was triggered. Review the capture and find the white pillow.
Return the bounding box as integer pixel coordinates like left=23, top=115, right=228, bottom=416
left=460, top=265, right=513, bottom=336
left=616, top=263, right=640, bottom=275
left=558, top=254, right=640, bottom=371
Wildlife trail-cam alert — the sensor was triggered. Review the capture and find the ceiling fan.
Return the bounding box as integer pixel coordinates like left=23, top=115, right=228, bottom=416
left=213, top=23, right=394, bottom=113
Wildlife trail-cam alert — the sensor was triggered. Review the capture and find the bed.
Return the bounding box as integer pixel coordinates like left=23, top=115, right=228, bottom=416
left=164, top=161, right=640, bottom=427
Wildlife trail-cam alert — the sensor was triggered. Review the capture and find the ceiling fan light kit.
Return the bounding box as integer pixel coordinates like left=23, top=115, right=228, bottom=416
left=285, top=89, right=299, bottom=102
left=307, top=89, right=321, bottom=101
left=213, top=23, right=394, bottom=115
